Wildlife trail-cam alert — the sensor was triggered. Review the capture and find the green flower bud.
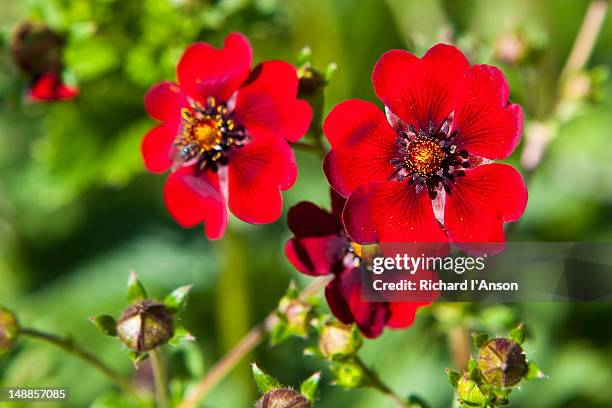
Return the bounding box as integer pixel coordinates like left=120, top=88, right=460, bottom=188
left=117, top=300, right=173, bottom=352
left=255, top=388, right=311, bottom=408
left=457, top=373, right=486, bottom=407
left=0, top=308, right=19, bottom=357
left=478, top=338, right=527, bottom=388
left=319, top=322, right=362, bottom=360
left=278, top=297, right=313, bottom=338
left=330, top=360, right=366, bottom=389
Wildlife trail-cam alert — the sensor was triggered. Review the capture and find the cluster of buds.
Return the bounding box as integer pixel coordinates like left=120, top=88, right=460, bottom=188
left=0, top=308, right=20, bottom=357
left=252, top=363, right=320, bottom=408
left=447, top=324, right=544, bottom=407
left=90, top=272, right=194, bottom=364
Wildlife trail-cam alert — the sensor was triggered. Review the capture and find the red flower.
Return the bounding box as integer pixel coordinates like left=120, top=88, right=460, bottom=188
left=323, top=44, right=527, bottom=252
left=285, top=192, right=432, bottom=338
left=142, top=33, right=312, bottom=239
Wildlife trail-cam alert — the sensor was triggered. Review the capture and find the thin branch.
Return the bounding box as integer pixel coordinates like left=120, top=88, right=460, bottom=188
left=177, top=277, right=331, bottom=408
left=561, top=0, right=609, bottom=79
left=20, top=327, right=138, bottom=396
left=355, top=357, right=409, bottom=408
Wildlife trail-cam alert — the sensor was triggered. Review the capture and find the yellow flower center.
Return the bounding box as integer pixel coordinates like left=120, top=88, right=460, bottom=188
left=406, top=138, right=445, bottom=175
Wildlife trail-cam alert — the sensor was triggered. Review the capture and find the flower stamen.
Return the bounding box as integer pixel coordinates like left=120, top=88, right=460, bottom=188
left=173, top=96, right=247, bottom=172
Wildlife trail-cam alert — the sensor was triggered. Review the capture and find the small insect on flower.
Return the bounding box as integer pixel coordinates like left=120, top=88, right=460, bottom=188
left=142, top=33, right=312, bottom=239
left=323, top=44, right=527, bottom=253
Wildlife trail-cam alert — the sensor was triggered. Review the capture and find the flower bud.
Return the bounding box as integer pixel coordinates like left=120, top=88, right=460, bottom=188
left=10, top=21, right=65, bottom=77
left=117, top=300, right=173, bottom=352
left=0, top=308, right=19, bottom=356
left=318, top=322, right=362, bottom=360
left=494, top=32, right=526, bottom=65
left=277, top=297, right=312, bottom=338
left=477, top=338, right=527, bottom=388
left=255, top=388, right=311, bottom=408
left=456, top=373, right=486, bottom=407
left=297, top=65, right=326, bottom=98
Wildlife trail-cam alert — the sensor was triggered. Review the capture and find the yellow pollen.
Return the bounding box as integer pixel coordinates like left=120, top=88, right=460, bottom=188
left=350, top=242, right=363, bottom=258
left=193, top=121, right=222, bottom=150
left=407, top=139, right=445, bottom=175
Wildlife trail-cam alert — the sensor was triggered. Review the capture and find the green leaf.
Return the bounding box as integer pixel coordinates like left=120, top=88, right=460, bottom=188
left=472, top=332, right=490, bottom=348
left=168, top=326, right=196, bottom=347
left=300, top=371, right=321, bottom=403
left=164, top=284, right=193, bottom=314
left=509, top=323, right=525, bottom=345
left=126, top=271, right=147, bottom=303
left=525, top=361, right=545, bottom=380
left=303, top=346, right=324, bottom=359
left=446, top=369, right=461, bottom=388
left=89, top=315, right=117, bottom=337
left=252, top=363, right=282, bottom=393
left=285, top=281, right=299, bottom=299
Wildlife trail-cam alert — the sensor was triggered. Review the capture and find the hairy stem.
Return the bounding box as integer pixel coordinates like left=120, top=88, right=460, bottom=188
left=150, top=349, right=169, bottom=408
left=177, top=277, right=331, bottom=408
left=355, top=357, right=409, bottom=408
left=20, top=327, right=137, bottom=396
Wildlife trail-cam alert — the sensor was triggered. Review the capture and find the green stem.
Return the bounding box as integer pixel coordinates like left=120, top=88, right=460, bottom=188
left=355, top=357, right=410, bottom=408
left=20, top=327, right=138, bottom=396
left=150, top=349, right=169, bottom=408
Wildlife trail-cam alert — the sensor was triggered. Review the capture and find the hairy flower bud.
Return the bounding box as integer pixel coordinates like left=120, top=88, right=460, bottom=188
left=0, top=308, right=19, bottom=356
left=478, top=338, right=527, bottom=388
left=117, top=300, right=173, bottom=352
left=278, top=297, right=312, bottom=338
left=255, top=388, right=311, bottom=408
left=319, top=322, right=362, bottom=360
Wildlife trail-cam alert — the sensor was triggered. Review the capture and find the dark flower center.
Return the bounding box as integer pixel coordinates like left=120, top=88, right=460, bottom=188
left=173, top=97, right=247, bottom=172
left=391, top=114, right=470, bottom=199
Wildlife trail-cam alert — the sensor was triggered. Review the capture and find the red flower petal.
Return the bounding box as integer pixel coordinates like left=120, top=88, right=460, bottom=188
left=227, top=130, right=297, bottom=224
left=177, top=33, right=252, bottom=103
left=322, top=99, right=399, bottom=197
left=386, top=302, right=423, bottom=329
left=28, top=73, right=78, bottom=102
left=326, top=267, right=389, bottom=338
left=164, top=166, right=227, bottom=240
left=372, top=44, right=469, bottom=131
left=343, top=181, right=448, bottom=244
left=287, top=202, right=342, bottom=237
left=144, top=81, right=187, bottom=125
left=444, top=164, right=527, bottom=249
left=141, top=124, right=176, bottom=173
left=453, top=65, right=524, bottom=160
left=234, top=61, right=312, bottom=142
left=285, top=235, right=348, bottom=276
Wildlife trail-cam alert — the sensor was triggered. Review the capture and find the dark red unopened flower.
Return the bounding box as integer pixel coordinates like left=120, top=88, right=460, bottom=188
left=285, top=192, right=432, bottom=338
left=142, top=33, right=312, bottom=239
left=323, top=44, right=527, bottom=251
left=10, top=21, right=78, bottom=102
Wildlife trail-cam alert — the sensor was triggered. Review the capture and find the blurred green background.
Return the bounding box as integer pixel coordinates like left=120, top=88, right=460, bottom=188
left=1, top=0, right=611, bottom=407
